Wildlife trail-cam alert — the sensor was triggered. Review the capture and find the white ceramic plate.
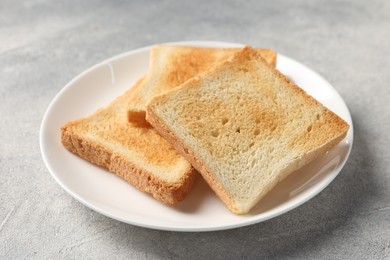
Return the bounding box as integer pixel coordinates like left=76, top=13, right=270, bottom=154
left=40, top=41, right=353, bottom=232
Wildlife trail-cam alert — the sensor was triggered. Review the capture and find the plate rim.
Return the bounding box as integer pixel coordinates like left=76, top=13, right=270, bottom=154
left=40, top=40, right=354, bottom=232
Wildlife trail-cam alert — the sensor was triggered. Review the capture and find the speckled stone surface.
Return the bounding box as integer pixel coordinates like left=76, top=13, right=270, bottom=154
left=1, top=0, right=389, bottom=259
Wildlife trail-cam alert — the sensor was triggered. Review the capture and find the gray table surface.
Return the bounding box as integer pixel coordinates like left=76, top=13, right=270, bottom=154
left=1, top=0, right=389, bottom=259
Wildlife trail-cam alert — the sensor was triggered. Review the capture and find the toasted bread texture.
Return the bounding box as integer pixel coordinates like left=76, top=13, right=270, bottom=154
left=146, top=46, right=349, bottom=214
left=61, top=78, right=196, bottom=205
left=127, top=45, right=276, bottom=123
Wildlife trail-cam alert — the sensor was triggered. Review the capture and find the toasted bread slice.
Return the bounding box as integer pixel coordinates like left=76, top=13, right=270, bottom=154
left=146, top=46, right=349, bottom=214
left=127, top=45, right=276, bottom=123
left=61, top=78, right=196, bottom=205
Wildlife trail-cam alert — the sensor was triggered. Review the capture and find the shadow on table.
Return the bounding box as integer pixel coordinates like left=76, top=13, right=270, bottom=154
left=106, top=115, right=377, bottom=258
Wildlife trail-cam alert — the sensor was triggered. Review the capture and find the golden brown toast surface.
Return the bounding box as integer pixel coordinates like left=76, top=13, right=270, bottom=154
left=146, top=46, right=349, bottom=214
left=61, top=79, right=196, bottom=205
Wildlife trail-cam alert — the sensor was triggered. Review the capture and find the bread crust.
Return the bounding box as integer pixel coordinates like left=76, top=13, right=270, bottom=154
left=61, top=128, right=196, bottom=204
left=61, top=79, right=197, bottom=205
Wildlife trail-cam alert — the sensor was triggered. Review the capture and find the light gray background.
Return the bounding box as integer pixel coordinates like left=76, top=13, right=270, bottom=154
left=1, top=0, right=389, bottom=259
